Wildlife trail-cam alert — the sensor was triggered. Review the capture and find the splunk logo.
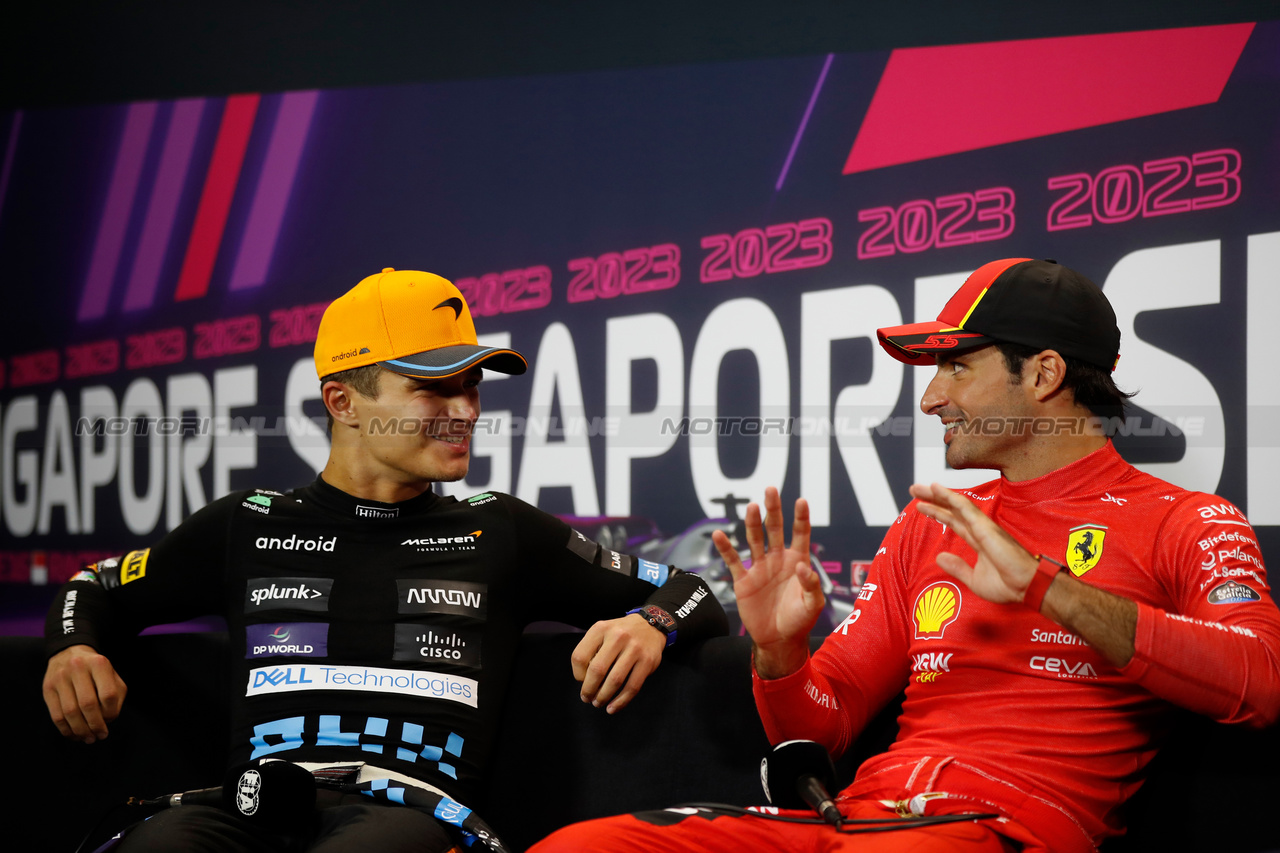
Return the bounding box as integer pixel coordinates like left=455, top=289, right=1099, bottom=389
left=397, top=580, right=487, bottom=617
left=255, top=534, right=337, bottom=552
left=245, top=664, right=479, bottom=707
left=246, top=622, right=329, bottom=658
left=245, top=578, right=333, bottom=612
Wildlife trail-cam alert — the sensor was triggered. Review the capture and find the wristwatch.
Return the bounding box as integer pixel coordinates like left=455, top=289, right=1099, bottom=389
left=1023, top=554, right=1067, bottom=612
left=626, top=605, right=678, bottom=647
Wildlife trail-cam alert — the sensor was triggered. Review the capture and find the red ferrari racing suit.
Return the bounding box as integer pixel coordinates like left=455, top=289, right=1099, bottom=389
left=533, top=442, right=1280, bottom=853
left=753, top=442, right=1280, bottom=851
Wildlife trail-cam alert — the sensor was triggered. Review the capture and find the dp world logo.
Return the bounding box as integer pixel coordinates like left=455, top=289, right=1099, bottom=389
left=236, top=768, right=262, bottom=816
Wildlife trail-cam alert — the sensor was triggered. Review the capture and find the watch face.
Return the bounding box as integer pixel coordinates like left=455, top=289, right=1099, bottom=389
left=643, top=605, right=676, bottom=632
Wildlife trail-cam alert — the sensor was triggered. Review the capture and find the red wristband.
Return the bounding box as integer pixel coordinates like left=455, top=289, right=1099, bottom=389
left=1023, top=555, right=1066, bottom=612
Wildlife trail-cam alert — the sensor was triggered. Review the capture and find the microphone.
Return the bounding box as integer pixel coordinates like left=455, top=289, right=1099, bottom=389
left=760, top=740, right=843, bottom=827
left=139, top=761, right=316, bottom=831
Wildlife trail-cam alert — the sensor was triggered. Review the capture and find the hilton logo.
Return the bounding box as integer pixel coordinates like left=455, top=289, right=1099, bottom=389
left=356, top=505, right=399, bottom=519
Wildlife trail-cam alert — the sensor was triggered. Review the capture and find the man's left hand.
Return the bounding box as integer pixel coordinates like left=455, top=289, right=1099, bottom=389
left=571, top=615, right=666, bottom=714
left=909, top=482, right=1039, bottom=605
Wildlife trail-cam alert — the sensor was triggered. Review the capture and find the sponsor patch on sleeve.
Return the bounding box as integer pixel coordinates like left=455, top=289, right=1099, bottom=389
left=120, top=549, right=150, bottom=585
left=637, top=559, right=670, bottom=586
left=596, top=547, right=635, bottom=577
left=1207, top=580, right=1262, bottom=604
left=566, top=529, right=597, bottom=563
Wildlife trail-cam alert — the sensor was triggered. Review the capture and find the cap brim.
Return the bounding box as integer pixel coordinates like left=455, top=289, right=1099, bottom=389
left=379, top=345, right=528, bottom=379
left=876, top=322, right=995, bottom=366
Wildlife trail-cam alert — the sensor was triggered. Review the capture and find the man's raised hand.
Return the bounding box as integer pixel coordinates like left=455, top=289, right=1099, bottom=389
left=711, top=487, right=823, bottom=678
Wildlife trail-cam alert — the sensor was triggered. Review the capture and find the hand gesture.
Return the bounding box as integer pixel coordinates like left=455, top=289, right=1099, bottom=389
left=571, top=615, right=667, bottom=714
left=908, top=482, right=1037, bottom=604
left=712, top=487, right=824, bottom=677
left=42, top=644, right=127, bottom=743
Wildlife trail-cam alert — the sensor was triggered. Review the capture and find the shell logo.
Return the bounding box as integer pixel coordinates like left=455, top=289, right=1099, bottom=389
left=913, top=581, right=962, bottom=640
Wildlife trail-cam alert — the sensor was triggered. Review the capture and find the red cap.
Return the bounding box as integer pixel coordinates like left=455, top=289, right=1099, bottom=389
left=876, top=259, right=1121, bottom=371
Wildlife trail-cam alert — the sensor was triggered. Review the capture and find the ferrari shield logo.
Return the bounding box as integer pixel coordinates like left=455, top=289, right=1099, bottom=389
left=1066, top=526, right=1107, bottom=577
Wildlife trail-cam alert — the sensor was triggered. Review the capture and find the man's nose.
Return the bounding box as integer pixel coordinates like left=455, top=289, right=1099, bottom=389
left=920, top=366, right=947, bottom=415
left=445, top=393, right=477, bottom=421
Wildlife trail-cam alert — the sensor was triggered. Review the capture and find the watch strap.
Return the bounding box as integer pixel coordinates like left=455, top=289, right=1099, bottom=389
left=1023, top=554, right=1066, bottom=612
left=626, top=606, right=678, bottom=647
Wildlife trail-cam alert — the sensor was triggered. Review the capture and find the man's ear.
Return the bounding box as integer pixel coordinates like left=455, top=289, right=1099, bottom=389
left=1028, top=350, right=1067, bottom=402
left=322, top=381, right=360, bottom=428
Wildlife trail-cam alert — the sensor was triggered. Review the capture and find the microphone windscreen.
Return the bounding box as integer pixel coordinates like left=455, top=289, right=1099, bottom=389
left=761, top=740, right=838, bottom=809
left=221, top=761, right=317, bottom=831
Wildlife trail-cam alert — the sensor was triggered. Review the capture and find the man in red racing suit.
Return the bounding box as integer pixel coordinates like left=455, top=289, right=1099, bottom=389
left=532, top=258, right=1280, bottom=853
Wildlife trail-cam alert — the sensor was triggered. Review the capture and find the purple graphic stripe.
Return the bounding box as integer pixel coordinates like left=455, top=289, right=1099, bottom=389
left=775, top=54, right=835, bottom=192
left=229, top=90, right=320, bottom=291
left=122, top=98, right=206, bottom=312
left=78, top=102, right=158, bottom=322
left=0, top=111, right=23, bottom=224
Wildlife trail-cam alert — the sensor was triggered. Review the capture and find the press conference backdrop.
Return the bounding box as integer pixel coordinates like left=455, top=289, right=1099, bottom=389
left=0, top=20, right=1277, bottom=626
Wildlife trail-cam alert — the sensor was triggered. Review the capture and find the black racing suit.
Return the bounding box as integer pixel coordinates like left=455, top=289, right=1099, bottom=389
left=47, top=478, right=727, bottom=849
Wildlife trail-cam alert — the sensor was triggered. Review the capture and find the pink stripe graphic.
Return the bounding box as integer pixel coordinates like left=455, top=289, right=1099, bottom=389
left=78, top=102, right=159, bottom=321
left=776, top=54, right=833, bottom=191
left=229, top=90, right=320, bottom=291
left=122, top=98, right=207, bottom=312
left=0, top=111, right=23, bottom=225
left=173, top=93, right=261, bottom=302
left=844, top=23, right=1254, bottom=174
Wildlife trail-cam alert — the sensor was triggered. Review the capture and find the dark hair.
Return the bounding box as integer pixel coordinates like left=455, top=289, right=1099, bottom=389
left=995, top=342, right=1133, bottom=420
left=319, top=364, right=384, bottom=431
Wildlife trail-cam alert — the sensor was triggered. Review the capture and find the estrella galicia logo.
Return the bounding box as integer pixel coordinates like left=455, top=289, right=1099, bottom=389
left=245, top=578, right=333, bottom=612
left=1207, top=581, right=1262, bottom=604
left=397, top=580, right=487, bottom=617
left=247, top=622, right=330, bottom=658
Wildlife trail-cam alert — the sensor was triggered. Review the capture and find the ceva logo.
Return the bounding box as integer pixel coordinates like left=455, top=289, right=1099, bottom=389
left=1030, top=656, right=1099, bottom=679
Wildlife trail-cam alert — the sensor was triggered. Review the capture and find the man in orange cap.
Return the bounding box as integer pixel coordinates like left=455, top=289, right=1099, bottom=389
left=534, top=258, right=1280, bottom=852
left=42, top=269, right=727, bottom=852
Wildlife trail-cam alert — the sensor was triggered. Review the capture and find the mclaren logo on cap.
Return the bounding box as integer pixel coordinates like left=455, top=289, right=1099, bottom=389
left=434, top=297, right=464, bottom=320
left=1067, top=525, right=1107, bottom=576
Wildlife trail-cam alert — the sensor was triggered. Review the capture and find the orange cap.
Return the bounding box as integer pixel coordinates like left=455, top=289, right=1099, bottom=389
left=314, top=268, right=527, bottom=380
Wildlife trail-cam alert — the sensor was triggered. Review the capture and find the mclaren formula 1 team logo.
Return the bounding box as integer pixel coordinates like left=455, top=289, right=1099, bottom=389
left=1067, top=525, right=1107, bottom=577
left=913, top=581, right=962, bottom=640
